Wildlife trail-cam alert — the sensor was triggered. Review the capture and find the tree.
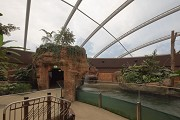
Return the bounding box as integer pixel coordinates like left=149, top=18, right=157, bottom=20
left=0, top=40, right=21, bottom=81
left=0, top=23, right=20, bottom=36
left=40, top=29, right=55, bottom=44
left=0, top=14, right=20, bottom=80
left=54, top=27, right=75, bottom=45
left=122, top=50, right=172, bottom=84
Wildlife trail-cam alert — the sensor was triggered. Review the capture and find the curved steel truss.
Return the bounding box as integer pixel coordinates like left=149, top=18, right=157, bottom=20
left=23, top=0, right=180, bottom=58
left=118, top=33, right=180, bottom=58
left=61, top=0, right=134, bottom=57
left=93, top=5, right=180, bottom=58
left=80, top=0, right=134, bottom=47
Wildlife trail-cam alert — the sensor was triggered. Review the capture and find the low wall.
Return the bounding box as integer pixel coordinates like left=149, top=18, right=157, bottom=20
left=174, top=77, right=180, bottom=87
left=118, top=83, right=180, bottom=97
left=76, top=90, right=180, bottom=120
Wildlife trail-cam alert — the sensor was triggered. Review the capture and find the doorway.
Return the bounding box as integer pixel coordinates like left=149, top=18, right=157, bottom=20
left=49, top=68, right=64, bottom=88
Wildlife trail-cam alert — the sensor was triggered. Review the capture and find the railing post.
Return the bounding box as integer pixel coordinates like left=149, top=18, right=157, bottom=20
left=136, top=102, right=141, bottom=120
left=24, top=97, right=29, bottom=120
left=60, top=100, right=64, bottom=119
left=60, top=88, right=63, bottom=98
left=98, top=92, right=102, bottom=108
left=64, top=102, right=68, bottom=119
left=47, top=92, right=51, bottom=120
left=3, top=113, right=5, bottom=120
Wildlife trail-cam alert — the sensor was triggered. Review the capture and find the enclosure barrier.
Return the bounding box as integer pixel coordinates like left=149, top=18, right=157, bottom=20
left=76, top=90, right=180, bottom=120
left=3, top=93, right=75, bottom=120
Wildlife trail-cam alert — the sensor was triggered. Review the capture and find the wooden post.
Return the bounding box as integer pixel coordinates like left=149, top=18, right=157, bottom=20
left=98, top=92, right=102, bottom=108
left=136, top=102, right=141, bottom=120
left=170, top=31, right=177, bottom=86
left=24, top=97, right=29, bottom=120
left=171, top=31, right=175, bottom=71
left=47, top=93, right=51, bottom=120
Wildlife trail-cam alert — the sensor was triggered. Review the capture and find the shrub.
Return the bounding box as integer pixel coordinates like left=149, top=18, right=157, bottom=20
left=13, top=67, right=31, bottom=81
left=0, top=83, right=31, bottom=95
left=122, top=51, right=172, bottom=84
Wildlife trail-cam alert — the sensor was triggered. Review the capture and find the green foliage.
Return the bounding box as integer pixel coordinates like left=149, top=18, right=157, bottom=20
left=54, top=27, right=75, bottom=45
left=36, top=27, right=77, bottom=59
left=175, top=70, right=180, bottom=76
left=33, top=43, right=62, bottom=59
left=0, top=23, right=20, bottom=36
left=0, top=83, right=31, bottom=95
left=170, top=70, right=180, bottom=77
left=13, top=66, right=32, bottom=81
left=0, top=34, right=3, bottom=46
left=122, top=51, right=172, bottom=83
left=40, top=27, right=75, bottom=46
left=40, top=29, right=55, bottom=44
left=0, top=41, right=21, bottom=81
left=0, top=16, right=22, bottom=81
left=33, top=43, right=85, bottom=60
left=67, top=45, right=85, bottom=57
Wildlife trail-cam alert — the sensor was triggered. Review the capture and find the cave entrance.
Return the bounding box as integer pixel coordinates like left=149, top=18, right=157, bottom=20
left=49, top=67, right=64, bottom=88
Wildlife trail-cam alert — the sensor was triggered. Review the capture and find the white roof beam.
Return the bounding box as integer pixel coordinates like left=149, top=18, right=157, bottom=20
left=24, top=0, right=31, bottom=50
left=118, top=34, right=180, bottom=58
left=61, top=0, right=133, bottom=57
left=94, top=5, right=180, bottom=58
left=62, top=0, right=82, bottom=31
left=80, top=0, right=134, bottom=47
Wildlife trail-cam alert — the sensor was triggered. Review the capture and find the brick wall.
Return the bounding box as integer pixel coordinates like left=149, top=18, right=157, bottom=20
left=98, top=73, right=113, bottom=82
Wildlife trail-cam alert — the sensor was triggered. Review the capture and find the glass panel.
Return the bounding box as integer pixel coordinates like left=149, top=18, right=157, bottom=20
left=99, top=42, right=127, bottom=58
left=84, top=28, right=114, bottom=58
left=1, top=0, right=180, bottom=56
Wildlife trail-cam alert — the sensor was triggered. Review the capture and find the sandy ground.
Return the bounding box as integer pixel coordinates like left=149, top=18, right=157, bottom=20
left=0, top=89, right=127, bottom=120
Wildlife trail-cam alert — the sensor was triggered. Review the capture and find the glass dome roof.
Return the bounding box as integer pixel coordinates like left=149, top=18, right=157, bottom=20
left=1, top=0, right=180, bottom=58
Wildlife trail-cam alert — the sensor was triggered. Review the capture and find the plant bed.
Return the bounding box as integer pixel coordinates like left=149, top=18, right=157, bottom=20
left=0, top=82, right=32, bottom=96
left=118, top=83, right=180, bottom=97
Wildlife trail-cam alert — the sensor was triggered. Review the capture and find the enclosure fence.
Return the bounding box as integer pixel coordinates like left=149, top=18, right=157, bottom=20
left=3, top=93, right=75, bottom=120
left=76, top=90, right=180, bottom=120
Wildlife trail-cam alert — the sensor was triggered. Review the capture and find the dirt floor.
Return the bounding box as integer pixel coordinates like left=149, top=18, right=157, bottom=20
left=0, top=89, right=127, bottom=120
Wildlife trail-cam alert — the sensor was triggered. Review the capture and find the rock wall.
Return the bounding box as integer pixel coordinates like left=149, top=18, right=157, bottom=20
left=34, top=46, right=89, bottom=101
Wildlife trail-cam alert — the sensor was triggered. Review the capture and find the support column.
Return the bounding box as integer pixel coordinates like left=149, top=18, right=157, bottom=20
left=64, top=70, right=78, bottom=101
left=171, top=30, right=176, bottom=71
left=170, top=30, right=177, bottom=86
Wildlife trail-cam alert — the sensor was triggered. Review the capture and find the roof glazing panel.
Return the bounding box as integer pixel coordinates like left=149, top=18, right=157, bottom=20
left=0, top=0, right=180, bottom=58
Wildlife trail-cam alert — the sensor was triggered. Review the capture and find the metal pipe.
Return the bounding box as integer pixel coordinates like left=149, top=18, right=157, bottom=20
left=80, top=0, right=134, bottom=47
left=58, top=0, right=82, bottom=42
left=63, top=0, right=82, bottom=29
left=94, top=5, right=180, bottom=58
left=24, top=0, right=31, bottom=50
left=60, top=0, right=133, bottom=57
left=118, top=34, right=180, bottom=58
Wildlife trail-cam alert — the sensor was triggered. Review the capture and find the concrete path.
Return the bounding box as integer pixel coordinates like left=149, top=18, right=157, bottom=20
left=0, top=89, right=127, bottom=120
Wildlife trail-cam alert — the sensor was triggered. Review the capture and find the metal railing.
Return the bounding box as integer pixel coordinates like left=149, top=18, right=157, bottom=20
left=56, top=81, right=63, bottom=98
left=3, top=93, right=75, bottom=120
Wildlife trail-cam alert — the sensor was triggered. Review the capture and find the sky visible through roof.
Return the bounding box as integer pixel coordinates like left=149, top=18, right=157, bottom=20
left=0, top=0, right=180, bottom=58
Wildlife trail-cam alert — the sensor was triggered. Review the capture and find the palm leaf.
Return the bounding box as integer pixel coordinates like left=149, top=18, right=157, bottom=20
left=6, top=50, right=21, bottom=56
left=2, top=40, right=15, bottom=45
left=40, top=29, right=49, bottom=35
left=0, top=34, right=3, bottom=46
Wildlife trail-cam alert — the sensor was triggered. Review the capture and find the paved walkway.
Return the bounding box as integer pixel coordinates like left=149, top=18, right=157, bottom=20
left=0, top=89, right=127, bottom=120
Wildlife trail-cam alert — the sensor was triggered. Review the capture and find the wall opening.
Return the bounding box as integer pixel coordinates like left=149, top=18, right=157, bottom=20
left=49, top=67, right=64, bottom=88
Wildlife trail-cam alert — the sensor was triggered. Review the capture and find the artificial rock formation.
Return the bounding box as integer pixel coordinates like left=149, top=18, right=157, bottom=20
left=34, top=46, right=89, bottom=101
